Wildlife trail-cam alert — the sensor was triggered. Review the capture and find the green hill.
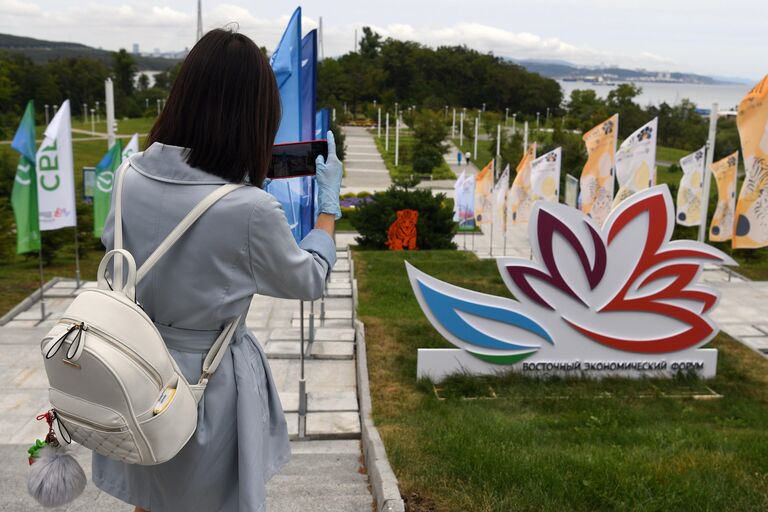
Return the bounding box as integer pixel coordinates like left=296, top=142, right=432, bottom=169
left=0, top=33, right=178, bottom=70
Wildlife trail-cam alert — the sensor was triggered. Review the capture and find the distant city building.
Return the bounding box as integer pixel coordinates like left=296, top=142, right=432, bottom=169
left=132, top=43, right=139, bottom=55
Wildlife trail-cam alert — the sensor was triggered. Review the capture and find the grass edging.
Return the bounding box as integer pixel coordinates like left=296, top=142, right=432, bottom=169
left=0, top=276, right=63, bottom=326
left=355, top=319, right=406, bottom=512
left=351, top=244, right=405, bottom=512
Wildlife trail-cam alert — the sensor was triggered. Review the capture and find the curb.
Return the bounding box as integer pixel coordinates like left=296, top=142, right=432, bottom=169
left=349, top=248, right=405, bottom=512
left=0, top=276, right=62, bottom=326
left=355, top=319, right=405, bottom=512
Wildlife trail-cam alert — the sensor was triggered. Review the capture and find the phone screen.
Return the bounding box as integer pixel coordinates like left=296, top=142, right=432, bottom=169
left=268, top=140, right=328, bottom=179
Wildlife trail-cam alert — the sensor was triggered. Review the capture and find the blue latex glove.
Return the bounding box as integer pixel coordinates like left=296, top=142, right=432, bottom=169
left=315, top=130, right=343, bottom=219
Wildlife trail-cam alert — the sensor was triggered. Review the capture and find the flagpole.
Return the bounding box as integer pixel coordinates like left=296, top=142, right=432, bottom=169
left=73, top=228, right=81, bottom=289
left=36, top=239, right=49, bottom=323
left=698, top=103, right=718, bottom=243
left=489, top=159, right=494, bottom=258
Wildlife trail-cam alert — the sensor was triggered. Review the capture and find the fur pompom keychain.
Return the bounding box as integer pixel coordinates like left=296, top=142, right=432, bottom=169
left=27, top=410, right=86, bottom=508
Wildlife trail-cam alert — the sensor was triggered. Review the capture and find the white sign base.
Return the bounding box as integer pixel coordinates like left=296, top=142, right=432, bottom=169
left=418, top=348, right=718, bottom=382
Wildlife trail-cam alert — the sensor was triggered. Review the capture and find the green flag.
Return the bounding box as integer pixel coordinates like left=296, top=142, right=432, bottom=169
left=10, top=100, right=41, bottom=254
left=93, top=140, right=123, bottom=238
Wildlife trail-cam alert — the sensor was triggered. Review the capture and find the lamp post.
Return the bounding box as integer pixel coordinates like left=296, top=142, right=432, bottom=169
left=44, top=104, right=50, bottom=125
left=536, top=112, right=540, bottom=131
left=505, top=108, right=509, bottom=126
left=156, top=99, right=161, bottom=116
left=512, top=113, right=517, bottom=133
left=451, top=108, right=456, bottom=139
left=377, top=107, right=381, bottom=138
left=385, top=112, right=390, bottom=152
left=546, top=107, right=550, bottom=126
left=473, top=116, right=479, bottom=160
left=395, top=115, right=400, bottom=167
left=83, top=103, right=87, bottom=124
left=459, top=109, right=465, bottom=147
left=95, top=101, right=100, bottom=123
left=90, top=109, right=95, bottom=133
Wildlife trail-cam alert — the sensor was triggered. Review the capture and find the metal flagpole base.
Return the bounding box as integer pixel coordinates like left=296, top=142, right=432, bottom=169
left=298, top=301, right=307, bottom=438
left=298, top=378, right=307, bottom=438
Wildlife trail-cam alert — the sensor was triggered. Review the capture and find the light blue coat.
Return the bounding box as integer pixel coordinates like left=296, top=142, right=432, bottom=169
left=92, top=143, right=336, bottom=511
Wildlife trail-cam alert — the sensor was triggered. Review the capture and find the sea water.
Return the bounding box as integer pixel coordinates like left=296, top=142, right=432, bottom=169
left=558, top=80, right=751, bottom=111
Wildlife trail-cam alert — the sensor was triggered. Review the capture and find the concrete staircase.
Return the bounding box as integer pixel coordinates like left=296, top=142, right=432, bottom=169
left=0, top=243, right=374, bottom=510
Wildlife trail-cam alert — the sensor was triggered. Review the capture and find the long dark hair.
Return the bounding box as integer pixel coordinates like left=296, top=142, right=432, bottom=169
left=146, top=29, right=280, bottom=186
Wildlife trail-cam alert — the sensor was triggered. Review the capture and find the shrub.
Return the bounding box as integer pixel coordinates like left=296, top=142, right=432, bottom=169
left=350, top=186, right=457, bottom=249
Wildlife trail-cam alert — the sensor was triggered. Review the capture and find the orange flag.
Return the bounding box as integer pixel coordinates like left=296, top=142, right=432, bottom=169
left=508, top=143, right=537, bottom=224
left=733, top=75, right=768, bottom=248
left=709, top=152, right=739, bottom=242
left=579, top=114, right=618, bottom=226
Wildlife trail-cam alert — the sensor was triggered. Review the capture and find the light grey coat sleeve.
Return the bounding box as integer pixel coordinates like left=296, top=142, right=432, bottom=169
left=249, top=194, right=337, bottom=301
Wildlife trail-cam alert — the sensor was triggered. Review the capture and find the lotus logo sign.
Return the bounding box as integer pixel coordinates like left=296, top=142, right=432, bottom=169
left=407, top=186, right=734, bottom=381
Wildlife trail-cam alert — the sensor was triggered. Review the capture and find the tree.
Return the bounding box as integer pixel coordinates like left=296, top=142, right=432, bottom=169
left=137, top=73, right=150, bottom=92
left=112, top=48, right=137, bottom=97
left=359, top=27, right=382, bottom=59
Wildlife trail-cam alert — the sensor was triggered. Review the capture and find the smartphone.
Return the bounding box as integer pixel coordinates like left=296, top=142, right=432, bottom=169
left=267, top=139, right=328, bottom=179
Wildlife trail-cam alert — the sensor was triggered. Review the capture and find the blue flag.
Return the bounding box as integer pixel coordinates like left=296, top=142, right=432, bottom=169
left=271, top=7, right=302, bottom=144
left=315, top=108, right=330, bottom=140
left=299, top=30, right=318, bottom=239
left=300, top=30, right=317, bottom=142
left=268, top=8, right=305, bottom=241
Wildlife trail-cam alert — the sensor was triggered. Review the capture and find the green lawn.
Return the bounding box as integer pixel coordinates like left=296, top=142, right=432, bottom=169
left=452, top=136, right=493, bottom=170
left=354, top=249, right=768, bottom=512
left=372, top=129, right=454, bottom=180
left=657, top=145, right=690, bottom=164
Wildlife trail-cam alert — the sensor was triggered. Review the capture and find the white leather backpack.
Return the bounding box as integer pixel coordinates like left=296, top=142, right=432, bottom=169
left=41, top=162, right=243, bottom=465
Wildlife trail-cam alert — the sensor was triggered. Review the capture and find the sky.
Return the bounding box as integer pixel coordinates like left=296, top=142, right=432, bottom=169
left=0, top=0, right=765, bottom=80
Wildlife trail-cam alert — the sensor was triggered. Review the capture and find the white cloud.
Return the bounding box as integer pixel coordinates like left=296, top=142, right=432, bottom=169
left=0, top=0, right=42, bottom=17
left=321, top=21, right=677, bottom=71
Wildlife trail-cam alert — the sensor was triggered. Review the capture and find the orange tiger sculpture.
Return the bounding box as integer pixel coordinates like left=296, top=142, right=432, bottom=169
left=386, top=209, right=418, bottom=251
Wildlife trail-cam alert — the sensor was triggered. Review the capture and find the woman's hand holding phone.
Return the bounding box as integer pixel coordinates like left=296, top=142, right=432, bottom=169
left=315, top=130, right=343, bottom=220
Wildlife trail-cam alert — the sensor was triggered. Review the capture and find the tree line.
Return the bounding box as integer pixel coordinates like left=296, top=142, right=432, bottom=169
left=318, top=27, right=563, bottom=116
left=0, top=49, right=180, bottom=138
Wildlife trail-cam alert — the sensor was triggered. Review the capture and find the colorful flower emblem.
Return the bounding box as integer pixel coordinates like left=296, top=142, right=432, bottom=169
left=407, top=186, right=735, bottom=364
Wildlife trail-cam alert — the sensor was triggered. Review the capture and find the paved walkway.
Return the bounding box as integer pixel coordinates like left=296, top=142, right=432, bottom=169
left=341, top=126, right=391, bottom=193
left=0, top=234, right=372, bottom=511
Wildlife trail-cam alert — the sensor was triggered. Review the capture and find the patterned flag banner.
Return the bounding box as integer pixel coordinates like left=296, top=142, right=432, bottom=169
left=456, top=173, right=476, bottom=230
left=474, top=160, right=494, bottom=224
left=36, top=100, right=76, bottom=231
left=579, top=114, right=618, bottom=226
left=565, top=174, right=579, bottom=209
left=453, top=170, right=466, bottom=221
left=493, top=165, right=510, bottom=230
left=733, top=75, right=768, bottom=248
left=121, top=133, right=140, bottom=160
left=676, top=146, right=706, bottom=226
left=93, top=140, right=123, bottom=238
left=613, top=117, right=657, bottom=208
left=11, top=100, right=40, bottom=254
left=508, top=144, right=537, bottom=224
left=530, top=147, right=562, bottom=203
left=709, top=151, right=739, bottom=242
